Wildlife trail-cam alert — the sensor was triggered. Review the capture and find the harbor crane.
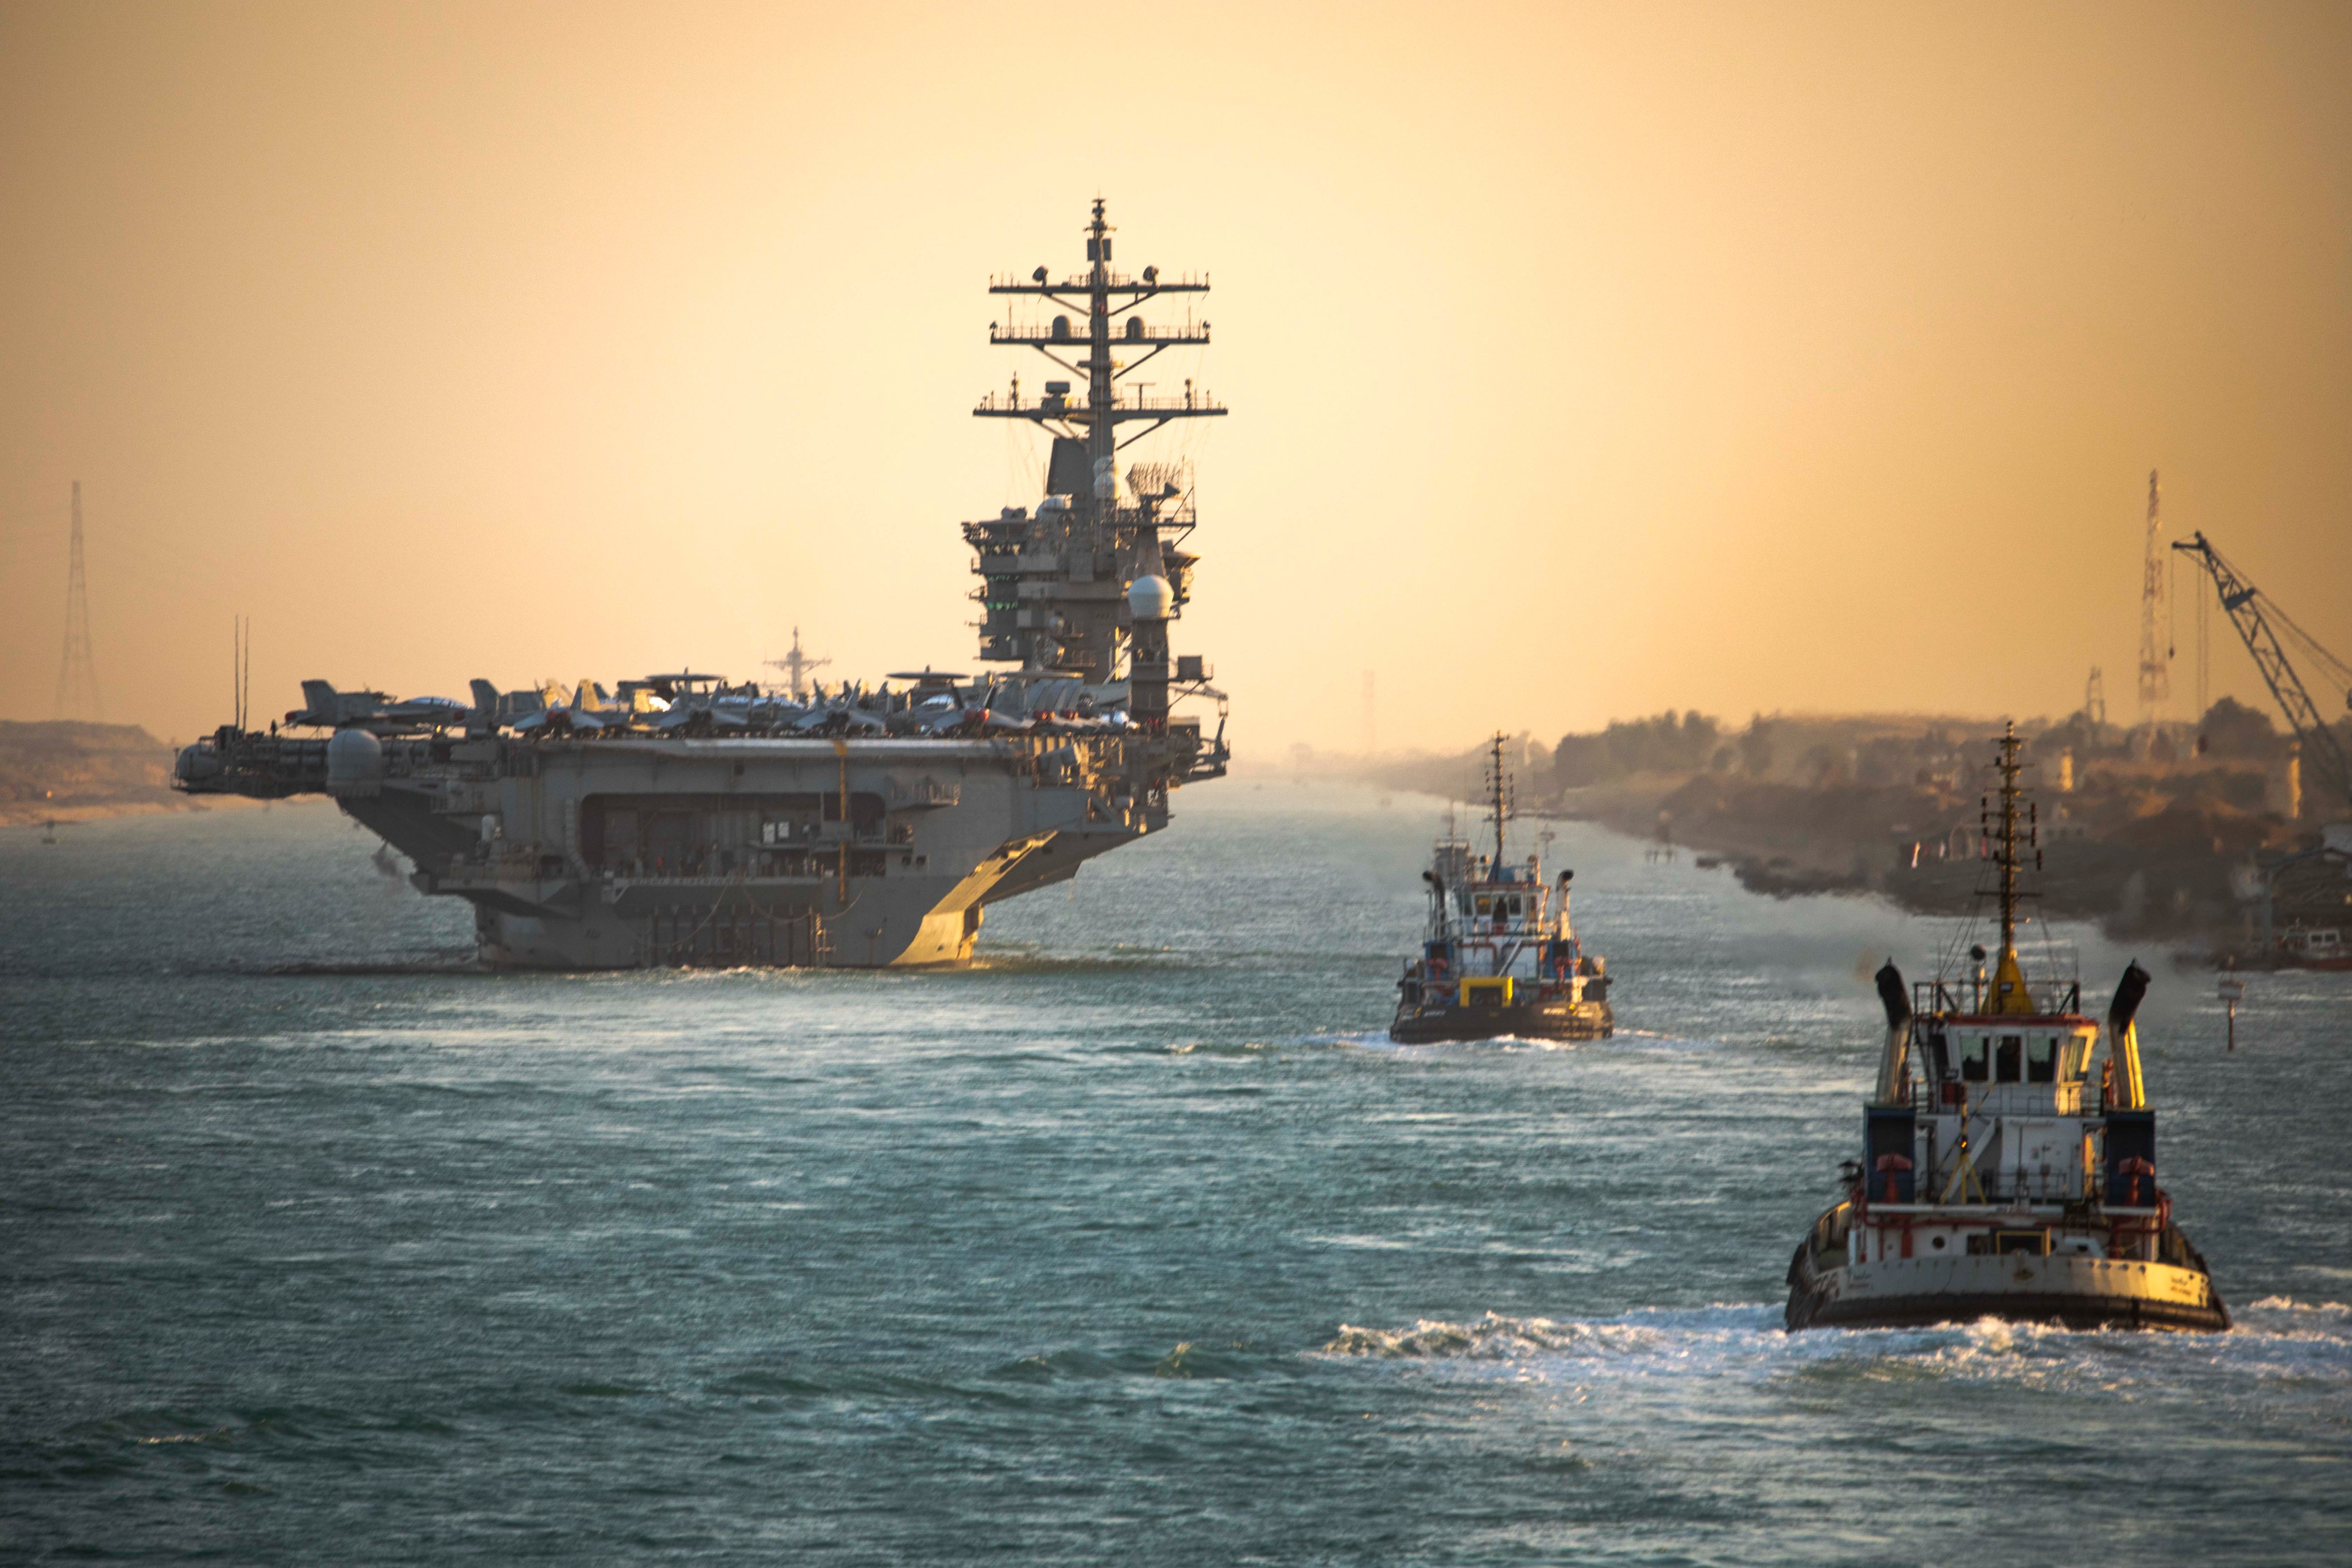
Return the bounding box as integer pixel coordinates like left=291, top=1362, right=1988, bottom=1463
left=2171, top=532, right=2352, bottom=811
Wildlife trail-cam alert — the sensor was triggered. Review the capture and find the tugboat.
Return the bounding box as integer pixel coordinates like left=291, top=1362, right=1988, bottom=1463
left=1391, top=735, right=1613, bottom=1044
left=2276, top=926, right=2352, bottom=971
left=1785, top=724, right=2229, bottom=1333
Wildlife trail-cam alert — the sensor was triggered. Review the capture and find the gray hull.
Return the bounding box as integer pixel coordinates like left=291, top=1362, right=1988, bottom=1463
left=184, top=730, right=1212, bottom=969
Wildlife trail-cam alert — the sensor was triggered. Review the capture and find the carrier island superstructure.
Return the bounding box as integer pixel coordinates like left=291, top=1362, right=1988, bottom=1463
left=173, top=201, right=1229, bottom=967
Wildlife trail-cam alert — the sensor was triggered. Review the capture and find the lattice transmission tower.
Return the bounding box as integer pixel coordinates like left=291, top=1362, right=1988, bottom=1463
left=2135, top=469, right=2169, bottom=727
left=53, top=480, right=101, bottom=719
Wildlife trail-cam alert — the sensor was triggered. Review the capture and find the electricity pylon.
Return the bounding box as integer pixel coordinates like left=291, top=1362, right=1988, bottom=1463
left=53, top=481, right=100, bottom=719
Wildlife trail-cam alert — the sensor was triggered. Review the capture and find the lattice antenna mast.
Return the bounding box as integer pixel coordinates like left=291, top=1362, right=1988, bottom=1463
left=972, top=200, right=1227, bottom=677
left=233, top=617, right=245, bottom=731
left=2136, top=469, right=2169, bottom=726
left=763, top=626, right=831, bottom=702
left=1984, top=726, right=2038, bottom=955
left=1976, top=723, right=2045, bottom=1013
left=1486, top=731, right=1511, bottom=868
left=53, top=480, right=100, bottom=719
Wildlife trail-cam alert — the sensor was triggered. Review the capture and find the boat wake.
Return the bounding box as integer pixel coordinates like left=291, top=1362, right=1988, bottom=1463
left=1322, top=1298, right=2352, bottom=1395
left=1326, top=1029, right=1597, bottom=1053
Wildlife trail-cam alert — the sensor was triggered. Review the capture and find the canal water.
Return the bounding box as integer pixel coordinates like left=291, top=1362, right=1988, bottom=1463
left=3, top=784, right=2345, bottom=1561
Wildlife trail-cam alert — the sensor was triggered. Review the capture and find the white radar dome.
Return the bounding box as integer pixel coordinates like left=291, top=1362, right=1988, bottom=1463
left=325, top=726, right=384, bottom=796
left=1126, top=573, right=1175, bottom=620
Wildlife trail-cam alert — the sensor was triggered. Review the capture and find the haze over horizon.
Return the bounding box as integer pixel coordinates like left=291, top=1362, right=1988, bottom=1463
left=4, top=1, right=2348, bottom=755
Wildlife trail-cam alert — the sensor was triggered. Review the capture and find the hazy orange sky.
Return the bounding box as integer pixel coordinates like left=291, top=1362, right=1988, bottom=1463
left=3, top=1, right=2347, bottom=756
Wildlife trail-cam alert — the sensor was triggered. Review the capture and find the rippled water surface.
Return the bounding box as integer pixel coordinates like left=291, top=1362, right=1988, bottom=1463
left=3, top=785, right=2347, bottom=1562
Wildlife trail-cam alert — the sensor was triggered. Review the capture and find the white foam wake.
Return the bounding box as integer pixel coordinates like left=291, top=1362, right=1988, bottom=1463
left=1322, top=1299, right=2352, bottom=1397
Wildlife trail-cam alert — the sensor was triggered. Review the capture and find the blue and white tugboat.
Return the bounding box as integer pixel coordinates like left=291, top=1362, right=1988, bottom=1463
left=1785, top=724, right=2229, bottom=1333
left=1391, top=735, right=1614, bottom=1045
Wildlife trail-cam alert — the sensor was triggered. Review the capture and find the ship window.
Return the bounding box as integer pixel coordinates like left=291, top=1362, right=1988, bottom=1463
left=1960, top=1037, right=1989, bottom=1081
left=2026, top=1037, right=2057, bottom=1083
left=1995, top=1035, right=2023, bottom=1083
left=1475, top=896, right=1492, bottom=916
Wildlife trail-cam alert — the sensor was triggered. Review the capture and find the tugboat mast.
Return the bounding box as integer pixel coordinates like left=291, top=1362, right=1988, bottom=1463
left=1486, top=731, right=1510, bottom=870
left=1983, top=721, right=2041, bottom=1015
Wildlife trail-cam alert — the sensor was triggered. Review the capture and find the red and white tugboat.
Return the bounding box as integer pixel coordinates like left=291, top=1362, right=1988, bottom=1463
left=1390, top=735, right=1613, bottom=1045
left=1785, top=724, right=2229, bottom=1333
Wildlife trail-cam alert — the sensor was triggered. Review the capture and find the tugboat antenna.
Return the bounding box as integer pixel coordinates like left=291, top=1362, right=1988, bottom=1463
left=1488, top=731, right=1509, bottom=869
left=1984, top=721, right=2040, bottom=1013
left=1997, top=724, right=2020, bottom=955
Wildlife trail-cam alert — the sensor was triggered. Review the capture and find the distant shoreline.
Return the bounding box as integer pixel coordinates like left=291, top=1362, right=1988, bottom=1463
left=0, top=718, right=274, bottom=828
left=1, top=794, right=285, bottom=829
left=1328, top=705, right=2347, bottom=959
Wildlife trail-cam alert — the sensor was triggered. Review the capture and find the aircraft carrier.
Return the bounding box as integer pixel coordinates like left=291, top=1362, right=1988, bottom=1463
left=173, top=200, right=1230, bottom=967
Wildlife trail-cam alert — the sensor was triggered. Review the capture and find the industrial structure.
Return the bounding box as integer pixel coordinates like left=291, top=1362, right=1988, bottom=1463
left=2172, top=531, right=2352, bottom=812
left=173, top=203, right=1230, bottom=967
left=2172, top=529, right=2352, bottom=962
left=52, top=481, right=100, bottom=721
left=2136, top=469, right=2170, bottom=728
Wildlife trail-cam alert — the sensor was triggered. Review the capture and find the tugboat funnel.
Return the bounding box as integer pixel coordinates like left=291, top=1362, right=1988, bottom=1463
left=2107, top=960, right=2150, bottom=1031
left=2106, top=960, right=2152, bottom=1109
left=1872, top=960, right=1913, bottom=1104
left=1875, top=961, right=1912, bottom=1028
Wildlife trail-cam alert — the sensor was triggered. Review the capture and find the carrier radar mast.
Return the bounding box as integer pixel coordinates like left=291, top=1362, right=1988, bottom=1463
left=969, top=200, right=1226, bottom=683
left=763, top=627, right=831, bottom=703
